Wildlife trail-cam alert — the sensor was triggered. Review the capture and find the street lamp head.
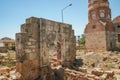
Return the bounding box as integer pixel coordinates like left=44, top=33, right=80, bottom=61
left=61, top=3, right=72, bottom=23
left=69, top=4, right=72, bottom=6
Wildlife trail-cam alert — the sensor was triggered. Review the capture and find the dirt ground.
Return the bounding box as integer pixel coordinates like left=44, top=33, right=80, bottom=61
left=0, top=50, right=120, bottom=80
left=75, top=50, right=120, bottom=80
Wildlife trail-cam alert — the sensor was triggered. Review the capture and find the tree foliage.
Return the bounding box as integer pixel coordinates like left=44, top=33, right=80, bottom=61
left=80, top=34, right=85, bottom=45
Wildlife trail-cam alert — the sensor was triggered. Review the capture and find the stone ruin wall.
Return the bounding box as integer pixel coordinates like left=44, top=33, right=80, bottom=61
left=113, top=16, right=120, bottom=48
left=85, top=31, right=107, bottom=51
left=16, top=17, right=76, bottom=80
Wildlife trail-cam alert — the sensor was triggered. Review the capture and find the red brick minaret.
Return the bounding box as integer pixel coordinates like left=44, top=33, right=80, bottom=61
left=85, top=0, right=116, bottom=51
left=88, top=0, right=111, bottom=22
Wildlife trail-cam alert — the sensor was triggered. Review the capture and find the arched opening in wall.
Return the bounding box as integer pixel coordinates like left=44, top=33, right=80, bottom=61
left=47, top=32, right=65, bottom=68
left=118, top=34, right=120, bottom=42
left=117, top=25, right=120, bottom=28
left=110, top=42, right=113, bottom=50
left=92, top=25, right=96, bottom=29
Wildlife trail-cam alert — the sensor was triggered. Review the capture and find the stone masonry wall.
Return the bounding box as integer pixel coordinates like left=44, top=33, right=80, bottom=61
left=85, top=31, right=107, bottom=51
left=106, top=31, right=116, bottom=50
left=16, top=17, right=76, bottom=80
left=115, top=25, right=120, bottom=47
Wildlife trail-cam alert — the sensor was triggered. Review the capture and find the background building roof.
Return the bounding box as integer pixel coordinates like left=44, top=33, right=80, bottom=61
left=0, top=37, right=15, bottom=43
left=113, top=16, right=120, bottom=24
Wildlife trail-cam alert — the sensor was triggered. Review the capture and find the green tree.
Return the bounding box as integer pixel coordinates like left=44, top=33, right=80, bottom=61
left=80, top=34, right=85, bottom=45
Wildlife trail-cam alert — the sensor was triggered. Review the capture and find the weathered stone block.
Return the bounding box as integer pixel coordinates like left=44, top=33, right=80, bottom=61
left=16, top=60, right=39, bottom=80
left=26, top=17, right=39, bottom=23
left=25, top=49, right=31, bottom=53
left=27, top=42, right=32, bottom=46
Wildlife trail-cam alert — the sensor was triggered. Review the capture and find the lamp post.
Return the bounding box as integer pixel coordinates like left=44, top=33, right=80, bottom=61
left=61, top=3, right=72, bottom=23
left=78, top=36, right=80, bottom=47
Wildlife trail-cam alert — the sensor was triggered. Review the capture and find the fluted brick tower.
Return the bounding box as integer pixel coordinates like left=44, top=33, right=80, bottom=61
left=85, top=0, right=116, bottom=51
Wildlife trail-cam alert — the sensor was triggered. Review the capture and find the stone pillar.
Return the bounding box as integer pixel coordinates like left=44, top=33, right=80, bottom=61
left=16, top=17, right=40, bottom=80
left=62, top=26, right=76, bottom=68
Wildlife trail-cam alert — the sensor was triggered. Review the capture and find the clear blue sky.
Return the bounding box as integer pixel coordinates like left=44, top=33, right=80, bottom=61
left=0, top=0, right=120, bottom=39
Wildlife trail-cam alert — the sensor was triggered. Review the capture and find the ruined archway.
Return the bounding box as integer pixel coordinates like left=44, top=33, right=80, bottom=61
left=16, top=17, right=76, bottom=80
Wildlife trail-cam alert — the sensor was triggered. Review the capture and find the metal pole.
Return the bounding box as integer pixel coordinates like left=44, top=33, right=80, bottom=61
left=61, top=4, right=72, bottom=23
left=62, top=10, right=64, bottom=23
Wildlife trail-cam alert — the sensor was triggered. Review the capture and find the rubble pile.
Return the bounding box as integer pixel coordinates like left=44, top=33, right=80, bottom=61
left=64, top=67, right=117, bottom=80
left=0, top=50, right=120, bottom=80
left=50, top=57, right=62, bottom=69
left=75, top=51, right=120, bottom=80
left=48, top=51, right=120, bottom=80
left=0, top=66, right=18, bottom=80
